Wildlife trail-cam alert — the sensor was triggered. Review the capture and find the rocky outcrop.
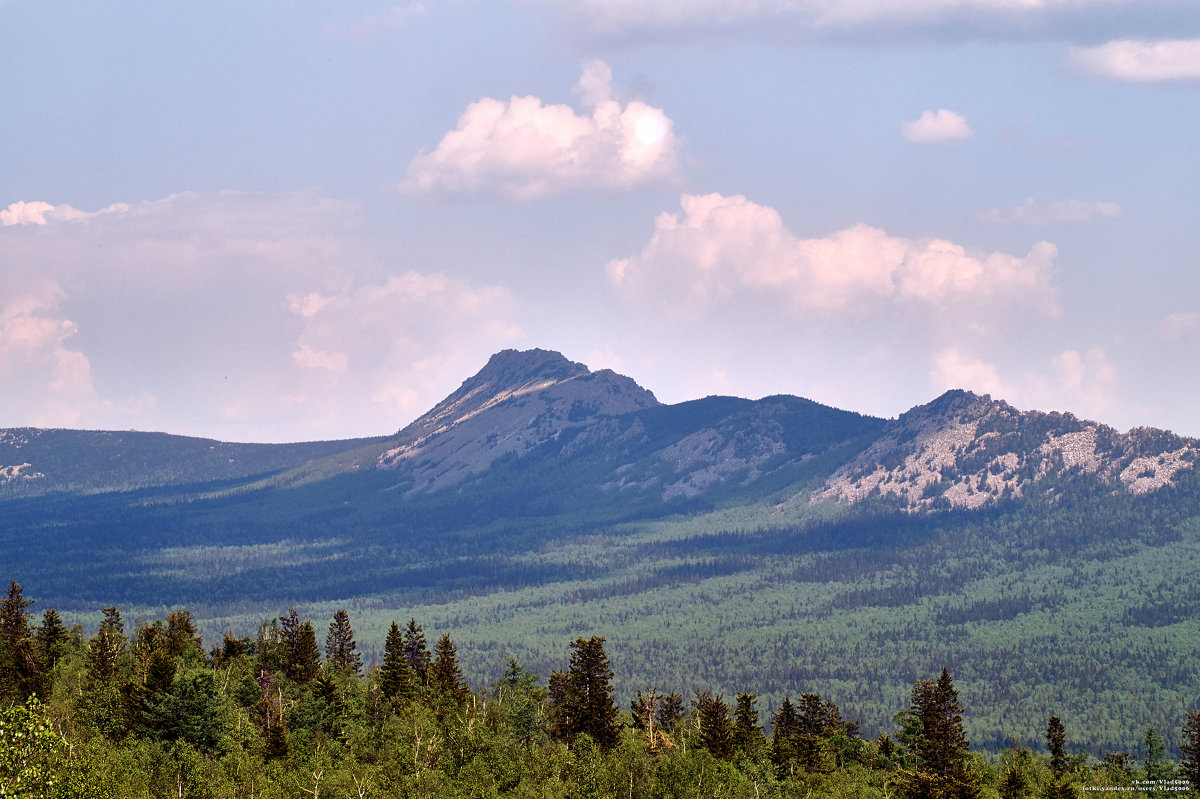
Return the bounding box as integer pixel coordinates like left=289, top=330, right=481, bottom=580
left=812, top=390, right=1199, bottom=510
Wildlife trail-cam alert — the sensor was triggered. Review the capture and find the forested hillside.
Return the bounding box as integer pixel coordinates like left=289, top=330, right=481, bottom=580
left=3, top=349, right=1199, bottom=762
left=3, top=581, right=1199, bottom=798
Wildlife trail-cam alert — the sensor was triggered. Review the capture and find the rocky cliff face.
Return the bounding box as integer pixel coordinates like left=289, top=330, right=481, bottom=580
left=376, top=349, right=660, bottom=491
left=812, top=390, right=1199, bottom=509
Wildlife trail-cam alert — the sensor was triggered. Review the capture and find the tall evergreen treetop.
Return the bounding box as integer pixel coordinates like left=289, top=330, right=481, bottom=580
left=0, top=580, right=41, bottom=701
left=549, top=636, right=619, bottom=750
left=429, top=633, right=470, bottom=708
left=403, top=618, right=431, bottom=686
left=325, top=609, right=362, bottom=676
left=378, top=621, right=419, bottom=706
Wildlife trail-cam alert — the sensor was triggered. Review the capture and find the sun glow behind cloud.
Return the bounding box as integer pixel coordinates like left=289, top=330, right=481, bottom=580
left=402, top=60, right=681, bottom=200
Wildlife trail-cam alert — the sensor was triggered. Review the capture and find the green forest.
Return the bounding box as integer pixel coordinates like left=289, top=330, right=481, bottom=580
left=3, top=579, right=1200, bottom=798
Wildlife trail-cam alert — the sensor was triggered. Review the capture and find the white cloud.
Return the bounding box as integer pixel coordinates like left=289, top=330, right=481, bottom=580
left=977, top=198, right=1122, bottom=226
left=929, top=346, right=1117, bottom=421
left=402, top=60, right=681, bottom=200
left=0, top=191, right=524, bottom=441
left=931, top=348, right=1010, bottom=398
left=901, top=109, right=974, bottom=143
left=608, top=192, right=1058, bottom=316
left=1069, top=38, right=1200, bottom=82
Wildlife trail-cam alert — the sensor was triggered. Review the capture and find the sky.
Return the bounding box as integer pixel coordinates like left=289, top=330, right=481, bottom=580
left=2, top=1, right=1199, bottom=443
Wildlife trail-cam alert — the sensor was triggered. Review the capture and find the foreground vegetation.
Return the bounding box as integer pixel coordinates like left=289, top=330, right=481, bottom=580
left=4, top=581, right=1200, bottom=798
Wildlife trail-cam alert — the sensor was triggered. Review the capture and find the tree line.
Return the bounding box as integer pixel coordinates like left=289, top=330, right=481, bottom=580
left=4, top=578, right=1200, bottom=798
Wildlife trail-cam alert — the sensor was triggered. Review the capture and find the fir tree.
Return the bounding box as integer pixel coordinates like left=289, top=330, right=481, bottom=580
left=287, top=620, right=321, bottom=685
left=1046, top=716, right=1068, bottom=777
left=899, top=668, right=980, bottom=799
left=657, top=692, right=686, bottom=731
left=325, top=609, right=362, bottom=676
left=164, top=610, right=205, bottom=664
left=0, top=580, right=41, bottom=700
left=378, top=621, right=419, bottom=707
left=1181, top=711, right=1200, bottom=791
left=772, top=697, right=799, bottom=777
left=85, top=606, right=127, bottom=684
left=732, top=692, right=766, bottom=758
left=36, top=608, right=69, bottom=673
left=403, top=618, right=431, bottom=686
left=429, top=633, right=470, bottom=708
left=549, top=637, right=619, bottom=750
left=694, top=691, right=734, bottom=761
left=796, top=692, right=834, bottom=773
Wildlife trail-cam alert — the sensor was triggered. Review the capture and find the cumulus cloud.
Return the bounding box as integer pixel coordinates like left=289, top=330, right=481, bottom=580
left=0, top=191, right=523, bottom=441
left=1069, top=38, right=1200, bottom=82
left=402, top=60, right=681, bottom=200
left=977, top=198, right=1122, bottom=226
left=931, top=349, right=1010, bottom=398
left=901, top=109, right=973, bottom=143
left=607, top=192, right=1058, bottom=317
left=928, top=346, right=1117, bottom=421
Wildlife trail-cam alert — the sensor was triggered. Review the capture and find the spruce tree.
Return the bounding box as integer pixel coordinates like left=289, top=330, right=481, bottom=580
left=733, top=692, right=766, bottom=758
left=403, top=618, right=431, bottom=686
left=36, top=608, right=69, bottom=673
left=1181, top=711, right=1200, bottom=791
left=85, top=606, right=127, bottom=683
left=1046, top=716, right=1068, bottom=777
left=325, top=609, right=362, bottom=676
left=657, top=692, right=686, bottom=731
left=429, top=633, right=470, bottom=708
left=694, top=691, right=734, bottom=761
left=164, top=610, right=205, bottom=664
left=287, top=620, right=321, bottom=685
left=796, top=692, right=833, bottom=773
left=379, top=621, right=419, bottom=706
left=548, top=636, right=619, bottom=750
left=772, top=697, right=799, bottom=777
left=0, top=580, right=41, bottom=700
left=899, top=668, right=979, bottom=799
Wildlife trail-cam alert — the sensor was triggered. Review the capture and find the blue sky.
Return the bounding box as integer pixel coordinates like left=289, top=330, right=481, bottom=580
left=2, top=0, right=1198, bottom=442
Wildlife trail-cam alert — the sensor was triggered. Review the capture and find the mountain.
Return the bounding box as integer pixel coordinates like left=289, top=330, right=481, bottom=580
left=3, top=348, right=1200, bottom=755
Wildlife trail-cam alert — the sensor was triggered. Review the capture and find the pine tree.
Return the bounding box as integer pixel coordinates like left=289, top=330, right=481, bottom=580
left=429, top=633, right=470, bottom=709
left=403, top=618, right=431, bottom=686
left=379, top=621, right=419, bottom=707
left=1180, top=712, right=1200, bottom=791
left=325, top=609, right=362, bottom=676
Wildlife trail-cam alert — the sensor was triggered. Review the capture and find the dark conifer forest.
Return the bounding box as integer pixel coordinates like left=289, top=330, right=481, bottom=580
left=4, top=579, right=1199, bottom=797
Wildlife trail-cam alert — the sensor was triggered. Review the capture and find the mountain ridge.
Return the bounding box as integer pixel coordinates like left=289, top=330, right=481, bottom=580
left=1, top=348, right=1196, bottom=508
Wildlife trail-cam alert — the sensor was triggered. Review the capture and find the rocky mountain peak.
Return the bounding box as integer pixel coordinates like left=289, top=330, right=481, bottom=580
left=377, top=349, right=659, bottom=489
left=813, top=388, right=1198, bottom=510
